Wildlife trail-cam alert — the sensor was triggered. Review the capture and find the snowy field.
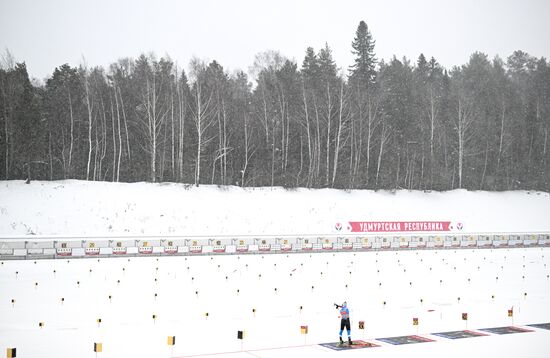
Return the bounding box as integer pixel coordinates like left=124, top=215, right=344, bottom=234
left=1, top=248, right=550, bottom=357
left=1, top=180, right=550, bottom=357
left=1, top=180, right=550, bottom=237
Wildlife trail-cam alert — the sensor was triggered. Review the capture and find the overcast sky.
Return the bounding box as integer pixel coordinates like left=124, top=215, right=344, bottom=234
left=1, top=0, right=549, bottom=81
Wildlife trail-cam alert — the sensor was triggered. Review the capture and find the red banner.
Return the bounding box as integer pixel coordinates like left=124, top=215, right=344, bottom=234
left=349, top=221, right=451, bottom=233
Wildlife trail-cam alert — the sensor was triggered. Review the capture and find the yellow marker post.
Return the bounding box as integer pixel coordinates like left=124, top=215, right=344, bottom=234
left=167, top=336, right=176, bottom=357
left=508, top=308, right=514, bottom=325
left=301, top=325, right=308, bottom=345
left=94, top=342, right=102, bottom=357
left=6, top=348, right=16, bottom=358
left=462, top=313, right=468, bottom=329
left=413, top=317, right=419, bottom=334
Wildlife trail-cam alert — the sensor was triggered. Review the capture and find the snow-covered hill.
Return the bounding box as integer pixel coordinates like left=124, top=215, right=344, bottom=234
left=1, top=180, right=549, bottom=237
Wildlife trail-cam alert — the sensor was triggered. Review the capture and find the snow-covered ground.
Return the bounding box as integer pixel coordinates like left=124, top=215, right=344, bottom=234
left=1, top=180, right=550, bottom=357
left=1, top=248, right=549, bottom=357
left=1, top=180, right=550, bottom=237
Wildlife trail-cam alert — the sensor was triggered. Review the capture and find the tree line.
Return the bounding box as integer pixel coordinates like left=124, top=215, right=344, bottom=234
left=1, top=21, right=549, bottom=191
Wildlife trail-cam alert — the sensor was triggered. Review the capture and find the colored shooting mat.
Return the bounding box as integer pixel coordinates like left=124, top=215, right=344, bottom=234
left=479, top=326, right=534, bottom=335
left=528, top=323, right=550, bottom=330
left=376, top=335, right=435, bottom=345
left=431, top=330, right=489, bottom=339
left=319, top=340, right=380, bottom=351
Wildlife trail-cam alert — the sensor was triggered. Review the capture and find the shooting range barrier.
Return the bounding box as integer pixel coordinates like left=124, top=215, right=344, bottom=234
left=0, top=232, right=549, bottom=260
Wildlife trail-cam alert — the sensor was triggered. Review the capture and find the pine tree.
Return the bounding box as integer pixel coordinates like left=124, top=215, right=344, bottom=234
left=12, top=63, right=43, bottom=180
left=301, top=47, right=319, bottom=88
left=318, top=43, right=338, bottom=82
left=349, top=21, right=377, bottom=89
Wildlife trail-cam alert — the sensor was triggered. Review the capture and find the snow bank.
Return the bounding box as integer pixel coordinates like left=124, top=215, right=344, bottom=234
left=0, top=180, right=549, bottom=237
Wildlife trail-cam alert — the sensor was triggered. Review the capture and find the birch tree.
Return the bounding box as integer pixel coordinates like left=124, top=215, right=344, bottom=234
left=189, top=58, right=216, bottom=186
left=134, top=55, right=172, bottom=182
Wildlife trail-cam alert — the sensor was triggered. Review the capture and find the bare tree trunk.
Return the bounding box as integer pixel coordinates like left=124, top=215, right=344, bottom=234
left=177, top=81, right=185, bottom=182
left=349, top=112, right=355, bottom=189
left=480, top=139, right=489, bottom=189
left=458, top=108, right=464, bottom=189
left=222, top=99, right=228, bottom=185
left=216, top=91, right=222, bottom=185
left=118, top=87, right=131, bottom=162
left=169, top=84, right=174, bottom=181
left=355, top=97, right=364, bottom=188
left=110, top=90, right=117, bottom=182
left=114, top=85, right=122, bottom=182
left=313, top=97, right=321, bottom=186
left=160, top=104, right=169, bottom=182
left=139, top=71, right=169, bottom=184
left=270, top=119, right=276, bottom=187
left=395, top=153, right=400, bottom=189
left=331, top=81, right=345, bottom=187
left=93, top=112, right=99, bottom=181
left=497, top=101, right=506, bottom=170
left=443, top=130, right=448, bottom=177
left=285, top=102, right=290, bottom=173
left=67, top=88, right=74, bottom=177
left=365, top=96, right=379, bottom=188
left=48, top=129, right=53, bottom=180
left=191, top=71, right=214, bottom=187
left=150, top=78, right=157, bottom=182
left=543, top=126, right=548, bottom=163
left=261, top=84, right=269, bottom=141
left=375, top=122, right=390, bottom=188
left=428, top=88, right=438, bottom=188
left=277, top=87, right=285, bottom=173
left=61, top=126, right=67, bottom=178
left=195, top=84, right=202, bottom=185
left=2, top=97, right=8, bottom=179
left=241, top=113, right=254, bottom=187
left=325, top=81, right=332, bottom=187
left=451, top=163, right=456, bottom=189
left=302, top=83, right=313, bottom=188
left=456, top=97, right=474, bottom=189
left=297, top=131, right=304, bottom=186
left=420, top=152, right=425, bottom=190
left=84, top=74, right=93, bottom=180
left=178, top=84, right=186, bottom=181
left=99, top=96, right=108, bottom=180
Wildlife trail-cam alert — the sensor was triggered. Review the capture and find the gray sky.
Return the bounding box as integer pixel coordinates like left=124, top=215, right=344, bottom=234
left=1, top=0, right=549, bottom=81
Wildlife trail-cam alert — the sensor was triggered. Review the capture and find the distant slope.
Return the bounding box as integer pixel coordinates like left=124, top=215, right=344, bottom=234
left=1, top=180, right=549, bottom=237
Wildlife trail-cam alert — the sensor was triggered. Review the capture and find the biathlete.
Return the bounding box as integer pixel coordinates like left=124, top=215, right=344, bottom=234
left=334, top=301, right=352, bottom=344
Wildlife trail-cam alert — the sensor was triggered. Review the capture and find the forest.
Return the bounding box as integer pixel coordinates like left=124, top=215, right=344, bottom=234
left=1, top=21, right=549, bottom=191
